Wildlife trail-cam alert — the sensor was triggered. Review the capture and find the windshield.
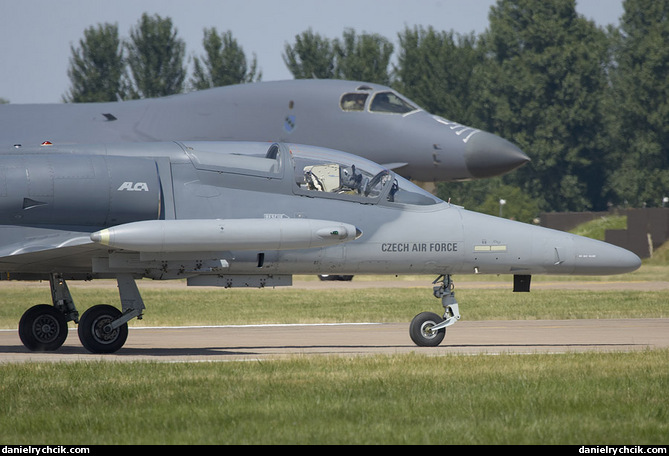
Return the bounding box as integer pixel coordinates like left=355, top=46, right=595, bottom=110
left=340, top=90, right=419, bottom=115
left=340, top=93, right=368, bottom=111
left=369, top=91, right=417, bottom=114
left=386, top=177, right=442, bottom=205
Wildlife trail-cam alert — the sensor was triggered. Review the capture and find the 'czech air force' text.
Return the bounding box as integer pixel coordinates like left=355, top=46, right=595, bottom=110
left=381, top=242, right=459, bottom=253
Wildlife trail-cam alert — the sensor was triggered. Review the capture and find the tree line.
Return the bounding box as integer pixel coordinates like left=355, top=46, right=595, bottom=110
left=62, top=13, right=261, bottom=102
left=51, top=0, right=669, bottom=216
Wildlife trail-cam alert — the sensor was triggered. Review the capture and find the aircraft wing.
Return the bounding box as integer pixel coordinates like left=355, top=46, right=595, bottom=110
left=0, top=230, right=103, bottom=276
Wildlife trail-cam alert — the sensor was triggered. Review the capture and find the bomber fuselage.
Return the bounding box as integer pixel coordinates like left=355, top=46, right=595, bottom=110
left=0, top=80, right=529, bottom=182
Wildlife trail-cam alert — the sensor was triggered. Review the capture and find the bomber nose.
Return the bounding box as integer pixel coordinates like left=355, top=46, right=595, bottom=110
left=464, top=131, right=530, bottom=178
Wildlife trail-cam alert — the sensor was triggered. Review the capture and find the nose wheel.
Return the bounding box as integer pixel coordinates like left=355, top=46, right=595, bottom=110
left=409, top=275, right=460, bottom=347
left=409, top=311, right=446, bottom=347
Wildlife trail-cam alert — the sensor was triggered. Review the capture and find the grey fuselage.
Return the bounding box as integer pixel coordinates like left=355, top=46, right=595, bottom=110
left=0, top=80, right=529, bottom=182
left=0, top=141, right=639, bottom=283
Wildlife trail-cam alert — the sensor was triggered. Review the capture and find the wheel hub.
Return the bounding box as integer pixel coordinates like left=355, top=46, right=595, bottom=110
left=92, top=317, right=119, bottom=343
left=34, top=316, right=59, bottom=343
left=420, top=321, right=438, bottom=339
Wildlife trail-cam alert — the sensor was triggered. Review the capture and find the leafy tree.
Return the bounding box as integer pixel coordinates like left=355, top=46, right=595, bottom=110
left=126, top=13, right=186, bottom=98
left=393, top=26, right=482, bottom=126
left=333, top=28, right=393, bottom=85
left=477, top=184, right=541, bottom=222
left=605, top=0, right=669, bottom=207
left=283, top=29, right=336, bottom=79
left=284, top=28, right=394, bottom=83
left=437, top=178, right=541, bottom=223
left=63, top=23, right=129, bottom=102
left=190, top=28, right=261, bottom=90
left=474, top=0, right=611, bottom=212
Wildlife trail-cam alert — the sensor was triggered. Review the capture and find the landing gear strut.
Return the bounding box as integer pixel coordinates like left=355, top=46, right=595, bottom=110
left=18, top=273, right=145, bottom=354
left=409, top=275, right=461, bottom=347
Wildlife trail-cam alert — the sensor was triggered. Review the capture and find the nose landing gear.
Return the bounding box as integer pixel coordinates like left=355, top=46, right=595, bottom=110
left=409, top=274, right=460, bottom=347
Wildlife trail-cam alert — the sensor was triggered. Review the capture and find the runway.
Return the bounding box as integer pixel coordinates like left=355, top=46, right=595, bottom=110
left=1, top=318, right=667, bottom=363
left=2, top=278, right=668, bottom=363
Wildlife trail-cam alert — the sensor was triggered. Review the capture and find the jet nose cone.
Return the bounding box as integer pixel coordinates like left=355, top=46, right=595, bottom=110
left=572, top=236, right=642, bottom=275
left=464, top=131, right=530, bottom=178
left=622, top=250, right=643, bottom=273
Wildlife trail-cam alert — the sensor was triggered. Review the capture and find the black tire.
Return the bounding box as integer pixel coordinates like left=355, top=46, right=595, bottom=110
left=18, top=304, right=69, bottom=351
left=78, top=305, right=128, bottom=354
left=409, top=312, right=446, bottom=347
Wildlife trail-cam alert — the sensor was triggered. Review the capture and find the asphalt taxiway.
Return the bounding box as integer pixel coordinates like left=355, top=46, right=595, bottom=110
left=1, top=318, right=667, bottom=363
left=1, top=279, right=667, bottom=363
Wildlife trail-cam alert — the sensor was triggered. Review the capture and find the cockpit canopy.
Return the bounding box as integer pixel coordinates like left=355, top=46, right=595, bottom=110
left=288, top=144, right=440, bottom=206
left=179, top=141, right=441, bottom=206
left=340, top=87, right=418, bottom=115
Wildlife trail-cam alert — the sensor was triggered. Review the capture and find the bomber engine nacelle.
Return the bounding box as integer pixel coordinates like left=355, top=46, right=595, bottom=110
left=0, top=154, right=161, bottom=226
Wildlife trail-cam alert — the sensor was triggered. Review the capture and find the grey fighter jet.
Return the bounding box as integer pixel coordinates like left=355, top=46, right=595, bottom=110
left=0, top=79, right=529, bottom=182
left=1, top=141, right=639, bottom=353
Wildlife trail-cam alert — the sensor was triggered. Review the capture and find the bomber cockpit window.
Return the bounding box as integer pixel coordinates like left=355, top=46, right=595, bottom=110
left=369, top=91, right=417, bottom=114
left=291, top=146, right=391, bottom=202
left=340, top=93, right=368, bottom=111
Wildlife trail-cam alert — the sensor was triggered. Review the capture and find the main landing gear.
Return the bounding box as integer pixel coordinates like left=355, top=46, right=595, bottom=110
left=409, top=274, right=461, bottom=347
left=18, top=273, right=145, bottom=354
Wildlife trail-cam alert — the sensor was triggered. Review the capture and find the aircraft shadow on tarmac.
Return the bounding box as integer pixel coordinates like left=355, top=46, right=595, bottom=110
left=0, top=342, right=648, bottom=358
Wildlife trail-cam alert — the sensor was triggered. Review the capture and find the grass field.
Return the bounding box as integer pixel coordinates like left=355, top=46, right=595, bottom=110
left=0, top=277, right=667, bottom=328
left=0, top=248, right=667, bottom=444
left=0, top=351, right=667, bottom=444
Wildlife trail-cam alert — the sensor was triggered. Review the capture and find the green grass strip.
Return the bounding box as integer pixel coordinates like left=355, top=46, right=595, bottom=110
left=0, top=285, right=667, bottom=328
left=0, top=351, right=667, bottom=444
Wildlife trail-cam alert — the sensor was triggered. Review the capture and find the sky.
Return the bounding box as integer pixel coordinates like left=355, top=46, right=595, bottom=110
left=0, top=0, right=625, bottom=104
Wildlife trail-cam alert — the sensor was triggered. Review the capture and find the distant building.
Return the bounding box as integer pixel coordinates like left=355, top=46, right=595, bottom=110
left=541, top=208, right=669, bottom=259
